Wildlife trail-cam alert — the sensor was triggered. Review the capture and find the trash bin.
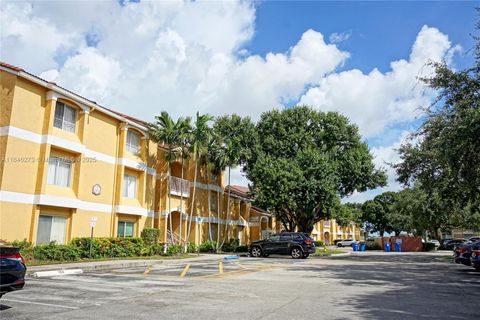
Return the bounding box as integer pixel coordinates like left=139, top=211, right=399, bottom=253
left=395, top=243, right=401, bottom=252
left=359, top=243, right=366, bottom=251
left=384, top=243, right=391, bottom=252
left=353, top=242, right=359, bottom=252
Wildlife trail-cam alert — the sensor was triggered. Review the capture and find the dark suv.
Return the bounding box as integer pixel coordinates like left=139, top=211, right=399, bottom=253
left=249, top=232, right=316, bottom=259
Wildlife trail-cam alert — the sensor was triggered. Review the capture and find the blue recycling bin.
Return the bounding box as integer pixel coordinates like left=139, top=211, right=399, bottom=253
left=359, top=243, right=366, bottom=251
left=395, top=243, right=401, bottom=252
left=384, top=243, right=391, bottom=252
left=353, top=242, right=359, bottom=252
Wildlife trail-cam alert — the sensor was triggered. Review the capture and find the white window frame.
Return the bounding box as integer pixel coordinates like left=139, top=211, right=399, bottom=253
left=54, top=102, right=76, bottom=133
left=117, top=221, right=134, bottom=237
left=47, top=156, right=72, bottom=187
left=126, top=131, right=140, bottom=154
left=122, top=174, right=137, bottom=198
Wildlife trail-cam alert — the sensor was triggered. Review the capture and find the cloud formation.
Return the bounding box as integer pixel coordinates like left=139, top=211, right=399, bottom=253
left=0, top=1, right=460, bottom=200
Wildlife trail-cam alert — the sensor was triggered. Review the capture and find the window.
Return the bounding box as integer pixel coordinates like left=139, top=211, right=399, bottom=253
left=268, top=235, right=281, bottom=242
left=54, top=102, right=76, bottom=133
left=280, top=235, right=292, bottom=241
left=126, top=131, right=140, bottom=154
left=36, top=215, right=67, bottom=244
left=122, top=174, right=137, bottom=198
left=209, top=191, right=218, bottom=212
left=117, top=221, right=134, bottom=237
left=47, top=156, right=72, bottom=187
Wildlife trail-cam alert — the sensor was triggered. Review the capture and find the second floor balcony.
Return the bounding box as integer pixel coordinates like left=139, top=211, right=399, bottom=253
left=170, top=176, right=190, bottom=197
left=324, top=220, right=331, bottom=228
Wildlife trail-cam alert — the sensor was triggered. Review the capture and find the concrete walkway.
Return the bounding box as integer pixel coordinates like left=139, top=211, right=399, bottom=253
left=26, top=253, right=230, bottom=274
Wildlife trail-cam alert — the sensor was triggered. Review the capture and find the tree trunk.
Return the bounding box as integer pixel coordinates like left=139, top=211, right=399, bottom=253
left=179, top=156, right=184, bottom=245
left=186, top=160, right=198, bottom=252
left=216, top=186, right=221, bottom=252
left=168, top=164, right=173, bottom=244
left=207, top=171, right=213, bottom=243
left=220, top=166, right=231, bottom=248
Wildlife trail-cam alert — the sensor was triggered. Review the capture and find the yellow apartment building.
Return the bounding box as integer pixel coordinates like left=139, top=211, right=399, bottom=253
left=311, top=220, right=363, bottom=244
left=0, top=61, right=360, bottom=246
left=0, top=61, right=275, bottom=246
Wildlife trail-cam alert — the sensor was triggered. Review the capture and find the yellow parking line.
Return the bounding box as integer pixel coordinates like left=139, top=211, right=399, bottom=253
left=219, top=261, right=224, bottom=274
left=143, top=267, right=152, bottom=275
left=179, top=264, right=190, bottom=278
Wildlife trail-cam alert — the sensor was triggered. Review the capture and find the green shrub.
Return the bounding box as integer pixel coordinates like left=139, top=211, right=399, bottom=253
left=186, top=242, right=198, bottom=253
left=141, top=228, right=160, bottom=245
left=314, top=241, right=325, bottom=247
left=423, top=242, right=436, bottom=252
left=222, top=239, right=239, bottom=252
left=234, top=245, right=249, bottom=253
left=199, top=240, right=217, bottom=253
left=166, top=244, right=183, bottom=255
left=11, top=239, right=34, bottom=262
left=365, top=241, right=382, bottom=250
left=70, top=237, right=145, bottom=259
left=33, top=243, right=81, bottom=261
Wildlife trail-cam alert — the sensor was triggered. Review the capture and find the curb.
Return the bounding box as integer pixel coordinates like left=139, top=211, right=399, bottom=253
left=26, top=254, right=225, bottom=275
left=33, top=269, right=83, bottom=278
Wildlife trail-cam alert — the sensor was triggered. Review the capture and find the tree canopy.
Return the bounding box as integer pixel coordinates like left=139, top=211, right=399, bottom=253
left=244, top=106, right=386, bottom=233
left=394, top=14, right=480, bottom=228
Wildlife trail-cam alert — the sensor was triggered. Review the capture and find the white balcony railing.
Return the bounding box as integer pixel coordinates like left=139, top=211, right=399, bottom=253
left=324, top=220, right=331, bottom=228
left=170, top=176, right=190, bottom=197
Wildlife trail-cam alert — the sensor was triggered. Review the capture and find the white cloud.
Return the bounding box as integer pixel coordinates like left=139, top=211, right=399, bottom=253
left=329, top=31, right=351, bottom=44
left=300, top=25, right=457, bottom=137
left=0, top=2, right=461, bottom=196
left=0, top=1, right=348, bottom=122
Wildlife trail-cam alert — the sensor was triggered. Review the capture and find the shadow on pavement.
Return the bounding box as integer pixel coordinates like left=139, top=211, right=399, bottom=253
left=302, top=254, right=479, bottom=320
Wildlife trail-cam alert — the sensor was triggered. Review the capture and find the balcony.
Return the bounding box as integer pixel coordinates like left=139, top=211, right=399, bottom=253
left=323, top=220, right=331, bottom=228
left=170, top=176, right=190, bottom=197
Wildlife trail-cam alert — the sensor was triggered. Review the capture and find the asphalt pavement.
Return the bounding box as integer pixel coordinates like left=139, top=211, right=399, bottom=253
left=1, top=252, right=478, bottom=320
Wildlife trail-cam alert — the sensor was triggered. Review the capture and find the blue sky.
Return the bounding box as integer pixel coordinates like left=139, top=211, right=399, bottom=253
left=249, top=1, right=477, bottom=72
left=1, top=0, right=478, bottom=202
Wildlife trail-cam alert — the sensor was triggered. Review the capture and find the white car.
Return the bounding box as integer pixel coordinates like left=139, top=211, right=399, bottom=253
left=337, top=239, right=356, bottom=247
left=428, top=239, right=440, bottom=247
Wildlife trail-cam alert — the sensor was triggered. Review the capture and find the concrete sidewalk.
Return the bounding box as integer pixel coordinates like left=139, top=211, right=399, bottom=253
left=26, top=253, right=228, bottom=274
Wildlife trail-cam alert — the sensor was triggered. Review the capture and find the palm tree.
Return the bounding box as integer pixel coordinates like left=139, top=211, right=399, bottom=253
left=148, top=111, right=184, bottom=251
left=209, top=141, right=227, bottom=251
left=219, top=139, right=241, bottom=250
left=185, top=112, right=213, bottom=252
left=177, top=117, right=192, bottom=247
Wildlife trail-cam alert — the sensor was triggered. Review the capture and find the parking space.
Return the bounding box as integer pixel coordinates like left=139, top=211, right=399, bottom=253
left=1, top=253, right=479, bottom=320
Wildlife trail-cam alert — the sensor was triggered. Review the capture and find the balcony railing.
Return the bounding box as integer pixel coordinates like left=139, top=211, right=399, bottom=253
left=324, top=220, right=331, bottom=228
left=170, top=176, right=190, bottom=197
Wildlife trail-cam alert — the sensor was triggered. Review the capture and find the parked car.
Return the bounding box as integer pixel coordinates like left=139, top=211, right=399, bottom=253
left=336, top=239, right=356, bottom=247
left=0, top=244, right=27, bottom=298
left=470, top=242, right=480, bottom=271
left=249, top=232, right=316, bottom=259
left=468, top=237, right=480, bottom=242
left=442, top=239, right=468, bottom=250
left=453, top=241, right=480, bottom=266
left=428, top=239, right=440, bottom=247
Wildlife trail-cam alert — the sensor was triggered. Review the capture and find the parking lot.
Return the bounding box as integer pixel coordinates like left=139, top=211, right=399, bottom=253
left=1, top=252, right=479, bottom=320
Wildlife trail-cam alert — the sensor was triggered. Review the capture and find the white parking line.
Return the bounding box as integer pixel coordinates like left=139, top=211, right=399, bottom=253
left=1, top=298, right=80, bottom=309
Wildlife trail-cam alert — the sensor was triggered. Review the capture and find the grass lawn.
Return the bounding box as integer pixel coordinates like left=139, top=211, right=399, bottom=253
left=314, top=248, right=345, bottom=256
left=26, top=254, right=193, bottom=266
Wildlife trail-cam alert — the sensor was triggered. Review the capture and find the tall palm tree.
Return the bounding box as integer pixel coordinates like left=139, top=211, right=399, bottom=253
left=209, top=141, right=227, bottom=251
left=148, top=111, right=184, bottom=251
left=177, top=117, right=192, bottom=246
left=219, top=139, right=241, bottom=249
left=185, top=112, right=213, bottom=252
